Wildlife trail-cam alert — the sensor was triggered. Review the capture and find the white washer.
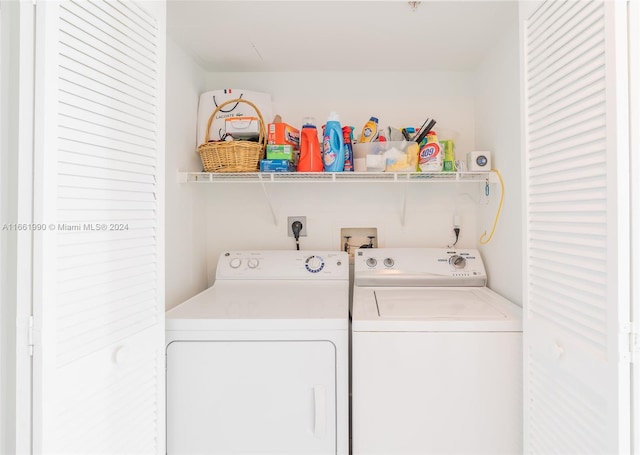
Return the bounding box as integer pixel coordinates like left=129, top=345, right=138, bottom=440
left=351, top=248, right=522, bottom=455
left=166, top=250, right=349, bottom=455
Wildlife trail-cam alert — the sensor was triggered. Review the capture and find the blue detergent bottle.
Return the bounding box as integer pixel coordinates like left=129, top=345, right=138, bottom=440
left=322, top=111, right=345, bottom=172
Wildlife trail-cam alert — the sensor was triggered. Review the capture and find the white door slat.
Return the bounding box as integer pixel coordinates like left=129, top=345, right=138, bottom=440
left=58, top=162, right=156, bottom=184
left=60, top=1, right=156, bottom=68
left=529, top=178, right=606, bottom=197
left=526, top=0, right=572, bottom=44
left=58, top=248, right=156, bottom=275
left=529, top=121, right=605, bottom=152
left=57, top=270, right=157, bottom=304
left=528, top=28, right=605, bottom=89
left=57, top=280, right=156, bottom=313
left=59, top=111, right=156, bottom=150
left=529, top=82, right=606, bottom=126
left=92, top=0, right=157, bottom=49
left=528, top=37, right=605, bottom=100
left=528, top=57, right=605, bottom=109
left=58, top=149, right=156, bottom=175
left=74, top=0, right=157, bottom=56
left=528, top=1, right=602, bottom=68
left=58, top=186, right=156, bottom=202
left=59, top=98, right=155, bottom=141
left=529, top=153, right=606, bottom=178
left=529, top=231, right=607, bottom=249
left=55, top=209, right=156, bottom=223
left=59, top=68, right=155, bottom=120
left=528, top=92, right=606, bottom=137
left=58, top=138, right=156, bottom=167
left=60, top=40, right=155, bottom=100
left=529, top=140, right=605, bottom=167
left=58, top=174, right=155, bottom=193
left=58, top=124, right=156, bottom=158
left=57, top=198, right=156, bottom=211
left=57, top=289, right=155, bottom=325
left=530, top=241, right=606, bottom=263
left=56, top=227, right=156, bottom=243
left=58, top=78, right=155, bottom=128
left=59, top=55, right=155, bottom=109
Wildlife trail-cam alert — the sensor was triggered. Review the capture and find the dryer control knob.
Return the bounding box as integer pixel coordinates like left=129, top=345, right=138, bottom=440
left=449, top=255, right=467, bottom=269
left=305, top=255, right=325, bottom=273
left=229, top=258, right=242, bottom=269
left=247, top=258, right=260, bottom=269
left=383, top=258, right=395, bottom=268
left=366, top=257, right=378, bottom=268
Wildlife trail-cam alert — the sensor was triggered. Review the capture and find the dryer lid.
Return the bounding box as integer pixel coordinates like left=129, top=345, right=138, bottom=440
left=374, top=289, right=507, bottom=320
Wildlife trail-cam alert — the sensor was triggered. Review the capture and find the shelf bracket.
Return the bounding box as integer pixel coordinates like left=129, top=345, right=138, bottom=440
left=400, top=181, right=408, bottom=227
left=258, top=175, right=278, bottom=226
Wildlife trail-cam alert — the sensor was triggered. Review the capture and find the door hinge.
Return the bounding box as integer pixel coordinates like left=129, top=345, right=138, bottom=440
left=28, top=315, right=34, bottom=356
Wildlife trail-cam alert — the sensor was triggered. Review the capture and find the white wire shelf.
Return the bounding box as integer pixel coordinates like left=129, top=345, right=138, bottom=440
left=177, top=171, right=496, bottom=184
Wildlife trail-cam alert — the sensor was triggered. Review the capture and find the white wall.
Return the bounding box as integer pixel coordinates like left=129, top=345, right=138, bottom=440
left=197, top=71, right=480, bottom=283
left=177, top=40, right=523, bottom=298
left=472, top=5, right=522, bottom=304
left=164, top=37, right=209, bottom=309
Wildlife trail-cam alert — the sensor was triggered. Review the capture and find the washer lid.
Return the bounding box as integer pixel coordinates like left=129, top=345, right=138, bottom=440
left=351, top=287, right=522, bottom=332
left=375, top=289, right=507, bottom=320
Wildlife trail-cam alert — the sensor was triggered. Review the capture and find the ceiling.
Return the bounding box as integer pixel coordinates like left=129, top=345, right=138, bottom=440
left=166, top=1, right=518, bottom=72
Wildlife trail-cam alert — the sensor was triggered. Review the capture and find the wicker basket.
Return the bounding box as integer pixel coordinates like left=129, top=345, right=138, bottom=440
left=197, top=98, right=266, bottom=172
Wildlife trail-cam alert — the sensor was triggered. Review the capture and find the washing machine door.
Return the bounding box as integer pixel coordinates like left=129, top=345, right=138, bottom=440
left=166, top=340, right=337, bottom=454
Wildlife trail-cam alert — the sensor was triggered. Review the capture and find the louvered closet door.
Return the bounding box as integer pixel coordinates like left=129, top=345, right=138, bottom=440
left=523, top=1, right=630, bottom=454
left=32, top=1, right=166, bottom=453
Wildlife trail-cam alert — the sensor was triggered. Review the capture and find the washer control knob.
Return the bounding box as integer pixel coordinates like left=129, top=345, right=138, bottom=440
left=229, top=258, right=242, bottom=269
left=383, top=258, right=395, bottom=268
left=449, top=255, right=467, bottom=269
left=366, top=257, right=378, bottom=268
left=247, top=258, right=260, bottom=269
left=305, top=255, right=325, bottom=273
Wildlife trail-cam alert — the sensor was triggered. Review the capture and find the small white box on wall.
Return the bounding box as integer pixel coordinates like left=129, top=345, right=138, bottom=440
left=467, top=151, right=492, bottom=171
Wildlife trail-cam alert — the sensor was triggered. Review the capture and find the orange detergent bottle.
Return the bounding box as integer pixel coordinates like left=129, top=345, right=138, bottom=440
left=297, top=118, right=323, bottom=172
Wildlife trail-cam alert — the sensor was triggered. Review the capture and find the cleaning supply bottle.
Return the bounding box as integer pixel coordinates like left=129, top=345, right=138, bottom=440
left=297, top=117, right=323, bottom=172
left=441, top=139, right=455, bottom=172
left=358, top=116, right=379, bottom=143
left=417, top=131, right=442, bottom=172
left=322, top=112, right=345, bottom=172
left=342, top=126, right=354, bottom=172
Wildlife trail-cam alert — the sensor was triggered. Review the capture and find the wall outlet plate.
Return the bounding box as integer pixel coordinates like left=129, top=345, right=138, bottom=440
left=341, top=227, right=378, bottom=261
left=287, top=216, right=307, bottom=237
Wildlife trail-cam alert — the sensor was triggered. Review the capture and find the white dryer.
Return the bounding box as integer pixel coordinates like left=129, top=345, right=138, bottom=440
left=166, top=250, right=349, bottom=455
left=351, top=248, right=522, bottom=455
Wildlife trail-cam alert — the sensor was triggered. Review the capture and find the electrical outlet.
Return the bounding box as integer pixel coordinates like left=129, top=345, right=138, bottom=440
left=340, top=227, right=378, bottom=260
left=287, top=216, right=307, bottom=237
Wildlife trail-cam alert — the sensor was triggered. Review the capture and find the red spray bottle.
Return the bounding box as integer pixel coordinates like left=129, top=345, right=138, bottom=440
left=297, top=117, right=323, bottom=172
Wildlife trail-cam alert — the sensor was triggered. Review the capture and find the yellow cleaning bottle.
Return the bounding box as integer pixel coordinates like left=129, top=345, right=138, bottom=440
left=358, top=117, right=379, bottom=143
